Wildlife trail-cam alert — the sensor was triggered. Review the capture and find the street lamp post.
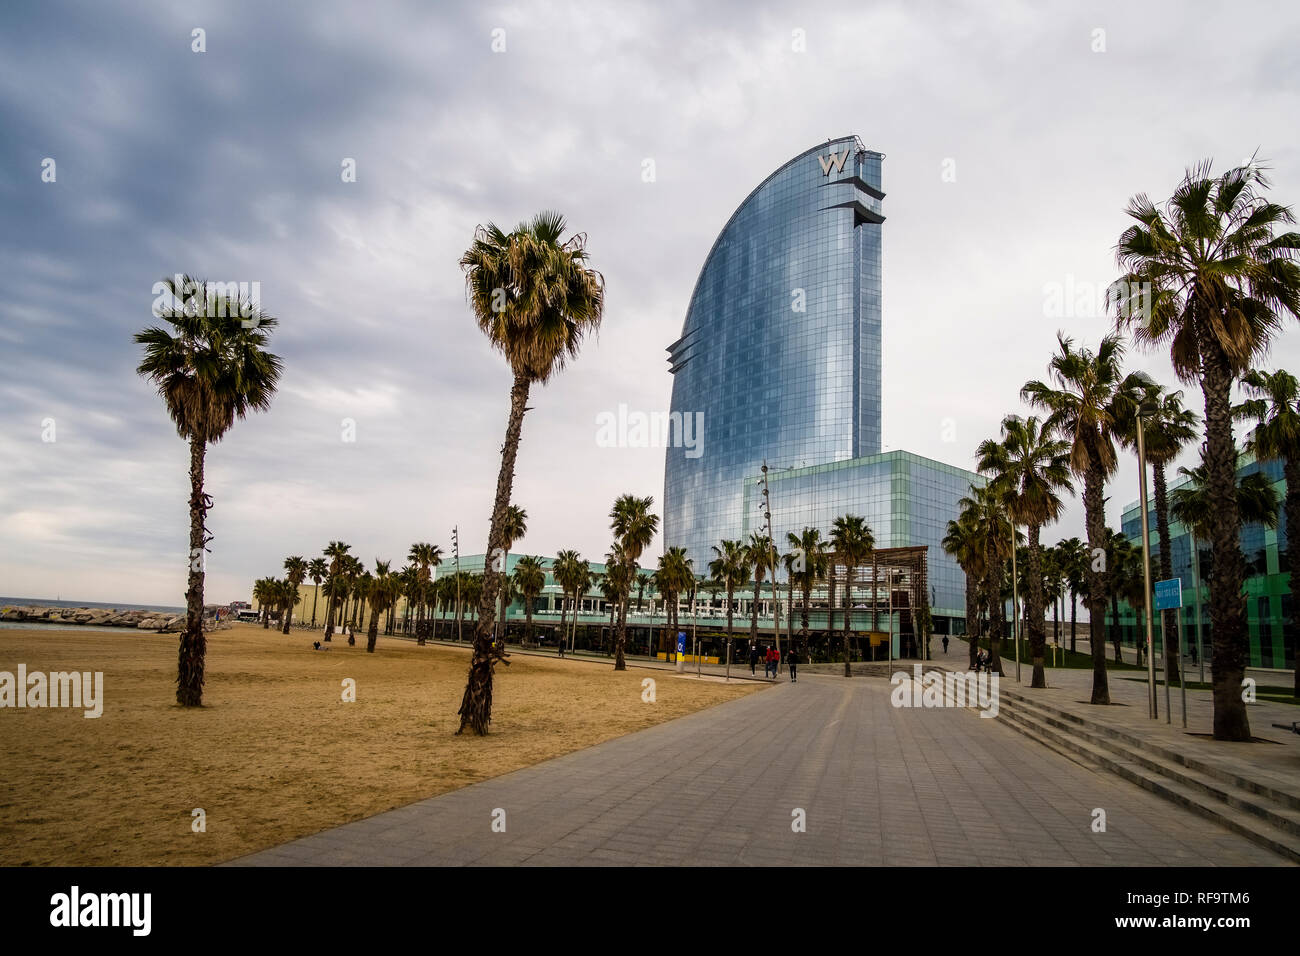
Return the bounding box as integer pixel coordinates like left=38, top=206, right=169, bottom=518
left=1010, top=521, right=1021, bottom=683
left=452, top=525, right=462, bottom=644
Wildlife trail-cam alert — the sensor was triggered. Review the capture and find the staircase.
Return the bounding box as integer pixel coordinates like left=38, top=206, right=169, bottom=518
left=991, top=686, right=1300, bottom=864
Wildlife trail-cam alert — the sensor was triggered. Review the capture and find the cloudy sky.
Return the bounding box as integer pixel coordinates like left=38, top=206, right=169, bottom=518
left=2, top=0, right=1297, bottom=607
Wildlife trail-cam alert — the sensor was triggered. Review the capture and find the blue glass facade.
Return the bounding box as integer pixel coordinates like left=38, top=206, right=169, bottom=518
left=664, top=137, right=980, bottom=626
left=1120, top=453, right=1293, bottom=669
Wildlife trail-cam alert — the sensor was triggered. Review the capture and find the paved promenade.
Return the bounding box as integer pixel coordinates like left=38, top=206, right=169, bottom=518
left=231, top=667, right=1286, bottom=867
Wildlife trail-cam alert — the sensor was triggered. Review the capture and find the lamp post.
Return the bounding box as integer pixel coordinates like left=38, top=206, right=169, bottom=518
left=1136, top=415, right=1158, bottom=719
left=1010, top=521, right=1021, bottom=682
left=760, top=463, right=783, bottom=674
left=1190, top=531, right=1205, bottom=685
left=452, top=525, right=462, bottom=643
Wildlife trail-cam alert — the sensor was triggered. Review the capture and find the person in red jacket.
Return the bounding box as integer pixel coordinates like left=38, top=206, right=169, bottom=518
left=765, top=645, right=778, bottom=678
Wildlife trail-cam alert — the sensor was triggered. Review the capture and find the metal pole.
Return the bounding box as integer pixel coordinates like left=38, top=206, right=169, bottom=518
left=453, top=525, right=462, bottom=644
left=1136, top=417, right=1157, bottom=719
left=1162, top=607, right=1171, bottom=724
left=1178, top=606, right=1188, bottom=729
left=760, top=463, right=783, bottom=674
left=1191, top=532, right=1205, bottom=685
left=888, top=569, right=894, bottom=668
left=1011, top=522, right=1021, bottom=682
left=693, top=585, right=700, bottom=677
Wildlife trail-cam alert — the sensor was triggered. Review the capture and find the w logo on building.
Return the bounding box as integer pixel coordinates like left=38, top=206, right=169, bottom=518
left=818, top=150, right=851, bottom=176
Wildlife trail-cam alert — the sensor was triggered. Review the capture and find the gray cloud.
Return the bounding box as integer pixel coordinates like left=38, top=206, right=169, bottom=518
left=2, top=0, right=1298, bottom=604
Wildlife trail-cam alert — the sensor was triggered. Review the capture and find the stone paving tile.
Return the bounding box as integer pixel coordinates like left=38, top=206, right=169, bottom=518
left=228, top=672, right=1293, bottom=867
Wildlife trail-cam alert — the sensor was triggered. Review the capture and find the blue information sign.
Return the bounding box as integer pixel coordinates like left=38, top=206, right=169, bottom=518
left=1154, top=578, right=1183, bottom=611
left=677, top=632, right=686, bottom=654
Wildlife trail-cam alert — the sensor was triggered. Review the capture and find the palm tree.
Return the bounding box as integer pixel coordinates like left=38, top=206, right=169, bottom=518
left=956, top=485, right=1017, bottom=674
left=978, top=415, right=1074, bottom=687
left=134, top=275, right=282, bottom=706
left=568, top=558, right=593, bottom=653
left=655, top=546, right=693, bottom=659
left=552, top=550, right=579, bottom=653
left=1121, top=384, right=1200, bottom=683
left=251, top=577, right=273, bottom=627
left=786, top=528, right=828, bottom=654
left=1103, top=530, right=1139, bottom=662
left=1170, top=464, right=1280, bottom=544
left=944, top=510, right=985, bottom=668
left=322, top=541, right=351, bottom=642
left=493, top=506, right=528, bottom=644
left=709, top=540, right=749, bottom=676
left=830, top=515, right=874, bottom=676
left=609, top=494, right=659, bottom=670
left=306, top=558, right=327, bottom=628
left=361, top=560, right=388, bottom=652
left=407, top=543, right=442, bottom=643
left=456, top=212, right=604, bottom=734
left=281, top=556, right=307, bottom=634
left=1055, top=536, right=1088, bottom=653
left=1236, top=368, right=1300, bottom=696
left=512, top=556, right=546, bottom=646
left=1023, top=333, right=1148, bottom=703
left=743, top=533, right=775, bottom=653
left=1112, top=159, right=1300, bottom=739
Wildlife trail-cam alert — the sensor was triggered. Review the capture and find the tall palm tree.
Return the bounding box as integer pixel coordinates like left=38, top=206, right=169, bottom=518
left=1170, top=464, right=1280, bottom=544
left=1112, top=159, right=1300, bottom=739
left=322, top=541, right=351, bottom=642
left=944, top=510, right=986, bottom=668
left=408, top=543, right=442, bottom=643
left=709, top=540, right=749, bottom=675
left=955, top=485, right=1018, bottom=674
left=978, top=415, right=1074, bottom=687
left=282, top=556, right=307, bottom=634
left=1055, top=536, right=1088, bottom=653
left=307, top=557, right=327, bottom=628
left=1104, top=530, right=1139, bottom=662
left=1023, top=333, right=1148, bottom=703
left=456, top=211, right=604, bottom=735
left=1121, top=384, right=1200, bottom=683
left=785, top=528, right=828, bottom=653
left=1236, top=367, right=1300, bottom=696
left=512, top=556, right=546, bottom=646
left=744, top=533, right=775, bottom=653
left=552, top=549, right=579, bottom=653
left=364, top=560, right=391, bottom=652
left=569, top=558, right=593, bottom=653
left=655, top=546, right=693, bottom=659
left=135, top=275, right=282, bottom=706
left=609, top=494, right=659, bottom=670
left=830, top=515, right=874, bottom=676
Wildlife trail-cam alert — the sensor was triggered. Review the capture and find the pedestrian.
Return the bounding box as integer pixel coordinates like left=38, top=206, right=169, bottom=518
left=557, top=636, right=565, bottom=658
left=787, top=647, right=798, bottom=683
left=749, top=643, right=759, bottom=676
left=942, top=635, right=949, bottom=654
left=766, top=645, right=778, bottom=678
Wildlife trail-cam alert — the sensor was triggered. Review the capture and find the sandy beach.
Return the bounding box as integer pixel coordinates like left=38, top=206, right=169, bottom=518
left=0, top=622, right=757, bottom=866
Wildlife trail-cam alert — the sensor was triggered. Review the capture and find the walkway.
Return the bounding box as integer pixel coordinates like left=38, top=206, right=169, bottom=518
left=230, top=668, right=1287, bottom=866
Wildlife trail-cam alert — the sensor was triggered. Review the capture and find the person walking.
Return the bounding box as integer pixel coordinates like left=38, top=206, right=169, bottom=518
left=942, top=635, right=949, bottom=655
left=749, top=643, right=759, bottom=676
left=787, top=646, right=798, bottom=683
left=766, top=645, right=778, bottom=678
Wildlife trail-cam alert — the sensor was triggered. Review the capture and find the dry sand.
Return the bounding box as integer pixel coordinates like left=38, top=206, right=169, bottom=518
left=0, top=623, right=758, bottom=865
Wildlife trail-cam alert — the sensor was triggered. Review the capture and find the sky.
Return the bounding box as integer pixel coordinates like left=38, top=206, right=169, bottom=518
left=1, top=0, right=1298, bottom=607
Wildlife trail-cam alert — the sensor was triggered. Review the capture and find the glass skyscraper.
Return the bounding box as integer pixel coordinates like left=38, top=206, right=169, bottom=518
left=663, top=136, right=981, bottom=628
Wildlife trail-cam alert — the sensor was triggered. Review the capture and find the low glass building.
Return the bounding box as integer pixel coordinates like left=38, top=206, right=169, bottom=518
left=663, top=136, right=981, bottom=635
left=1119, top=450, right=1293, bottom=670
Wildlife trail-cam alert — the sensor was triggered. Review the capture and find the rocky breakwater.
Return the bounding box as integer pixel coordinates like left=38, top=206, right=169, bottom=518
left=0, top=605, right=229, bottom=632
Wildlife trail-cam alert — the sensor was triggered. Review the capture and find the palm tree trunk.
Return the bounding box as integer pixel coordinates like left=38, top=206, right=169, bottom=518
left=1027, top=524, right=1047, bottom=688
left=281, top=589, right=293, bottom=634
left=1198, top=318, right=1251, bottom=739
left=966, top=574, right=979, bottom=668
left=1284, top=460, right=1300, bottom=699
left=367, top=602, right=379, bottom=653
left=1152, top=461, right=1180, bottom=686
left=614, top=575, right=629, bottom=670
left=827, top=575, right=838, bottom=657
left=1111, top=592, right=1123, bottom=663
left=457, top=372, right=530, bottom=736
left=177, top=437, right=208, bottom=706
left=310, top=585, right=319, bottom=629
left=1084, top=464, right=1110, bottom=704
left=801, top=579, right=811, bottom=647
left=843, top=577, right=853, bottom=677
left=1070, top=590, right=1077, bottom=654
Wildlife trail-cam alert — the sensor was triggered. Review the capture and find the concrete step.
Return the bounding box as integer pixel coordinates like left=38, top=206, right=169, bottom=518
left=1000, top=688, right=1300, bottom=815
left=989, top=694, right=1300, bottom=864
